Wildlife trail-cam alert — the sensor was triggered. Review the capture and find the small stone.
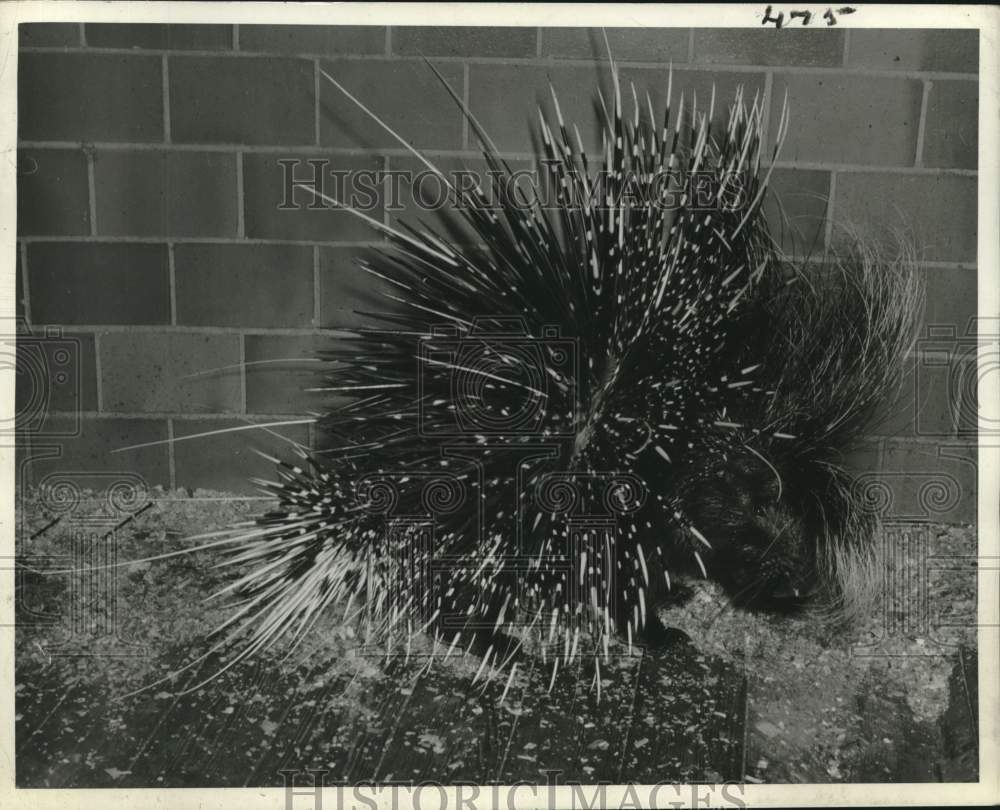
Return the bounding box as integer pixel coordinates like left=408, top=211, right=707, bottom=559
left=756, top=720, right=781, bottom=738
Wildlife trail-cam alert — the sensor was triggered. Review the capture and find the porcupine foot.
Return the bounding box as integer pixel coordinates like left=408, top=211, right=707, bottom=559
left=612, top=579, right=694, bottom=653
left=638, top=612, right=692, bottom=650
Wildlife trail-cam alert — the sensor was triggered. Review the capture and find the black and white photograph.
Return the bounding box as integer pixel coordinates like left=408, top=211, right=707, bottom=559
left=3, top=2, right=997, bottom=807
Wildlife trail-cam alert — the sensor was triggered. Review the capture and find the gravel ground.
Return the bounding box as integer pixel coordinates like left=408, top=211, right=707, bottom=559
left=15, top=487, right=978, bottom=785
left=665, top=522, right=978, bottom=782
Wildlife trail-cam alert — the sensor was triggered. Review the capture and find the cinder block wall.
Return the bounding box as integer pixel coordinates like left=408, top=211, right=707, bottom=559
left=15, top=24, right=979, bottom=521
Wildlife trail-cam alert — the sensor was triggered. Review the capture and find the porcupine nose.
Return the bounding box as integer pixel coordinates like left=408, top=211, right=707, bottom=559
left=754, top=505, right=809, bottom=600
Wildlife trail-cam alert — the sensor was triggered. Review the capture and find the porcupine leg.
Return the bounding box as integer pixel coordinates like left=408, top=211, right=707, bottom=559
left=638, top=610, right=692, bottom=649
left=608, top=560, right=692, bottom=651
left=620, top=590, right=693, bottom=651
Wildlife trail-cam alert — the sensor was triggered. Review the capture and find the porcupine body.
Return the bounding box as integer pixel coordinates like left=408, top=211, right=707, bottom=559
left=202, top=59, right=920, bottom=681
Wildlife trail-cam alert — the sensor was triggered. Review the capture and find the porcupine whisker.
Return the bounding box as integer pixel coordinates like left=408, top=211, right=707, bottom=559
left=141, top=582, right=316, bottom=698
left=179, top=358, right=323, bottom=380
left=249, top=423, right=311, bottom=454
left=305, top=383, right=407, bottom=392
left=319, top=67, right=462, bottom=197
left=115, top=646, right=220, bottom=701
left=41, top=532, right=274, bottom=576
left=711, top=576, right=770, bottom=625
left=110, top=419, right=317, bottom=454
left=314, top=430, right=413, bottom=454
left=707, top=593, right=740, bottom=629
left=280, top=594, right=341, bottom=662
left=742, top=444, right=784, bottom=502
left=757, top=521, right=791, bottom=562
left=424, top=59, right=504, bottom=156
left=293, top=183, right=459, bottom=268
left=419, top=356, right=548, bottom=398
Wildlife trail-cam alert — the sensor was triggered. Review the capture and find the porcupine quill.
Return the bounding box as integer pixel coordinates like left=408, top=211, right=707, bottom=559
left=139, top=43, right=920, bottom=696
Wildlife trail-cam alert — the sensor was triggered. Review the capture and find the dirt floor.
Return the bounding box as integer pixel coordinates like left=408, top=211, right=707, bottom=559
left=14, top=487, right=978, bottom=787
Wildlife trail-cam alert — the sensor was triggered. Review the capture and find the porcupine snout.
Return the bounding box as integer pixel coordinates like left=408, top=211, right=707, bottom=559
left=739, top=503, right=814, bottom=604
left=683, top=452, right=816, bottom=609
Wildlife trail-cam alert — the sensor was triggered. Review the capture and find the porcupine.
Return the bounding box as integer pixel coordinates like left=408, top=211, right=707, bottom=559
left=188, top=56, right=921, bottom=686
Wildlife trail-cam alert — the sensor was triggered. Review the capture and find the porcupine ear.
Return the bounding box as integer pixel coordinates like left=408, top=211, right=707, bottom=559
left=754, top=233, right=923, bottom=622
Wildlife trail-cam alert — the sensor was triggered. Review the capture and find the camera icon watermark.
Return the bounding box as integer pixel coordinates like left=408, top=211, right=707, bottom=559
left=417, top=316, right=578, bottom=438
left=915, top=317, right=999, bottom=438
left=2, top=317, right=82, bottom=438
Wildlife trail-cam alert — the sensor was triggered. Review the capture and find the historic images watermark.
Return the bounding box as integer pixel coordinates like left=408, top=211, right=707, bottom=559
left=276, top=160, right=752, bottom=214
left=280, top=769, right=748, bottom=810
